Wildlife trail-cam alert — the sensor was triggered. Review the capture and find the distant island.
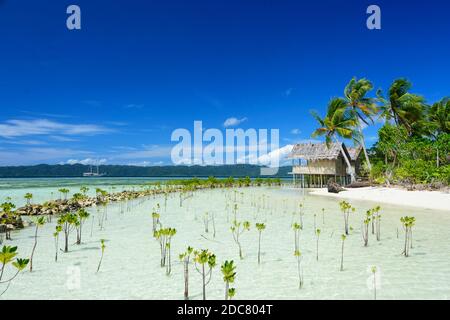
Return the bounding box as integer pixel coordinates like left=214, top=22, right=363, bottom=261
left=0, top=164, right=291, bottom=178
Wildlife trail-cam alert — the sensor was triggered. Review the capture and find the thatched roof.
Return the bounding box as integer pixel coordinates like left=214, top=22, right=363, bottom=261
left=347, top=146, right=362, bottom=161
left=287, top=142, right=351, bottom=161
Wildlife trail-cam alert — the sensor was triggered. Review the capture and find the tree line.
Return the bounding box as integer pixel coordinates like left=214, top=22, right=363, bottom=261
left=311, top=77, right=449, bottom=185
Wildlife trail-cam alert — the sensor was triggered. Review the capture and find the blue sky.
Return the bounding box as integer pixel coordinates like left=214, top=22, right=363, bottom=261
left=0, top=0, right=449, bottom=166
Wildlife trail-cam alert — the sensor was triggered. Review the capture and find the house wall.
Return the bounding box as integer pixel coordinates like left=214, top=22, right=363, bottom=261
left=335, top=155, right=348, bottom=176
left=292, top=159, right=338, bottom=175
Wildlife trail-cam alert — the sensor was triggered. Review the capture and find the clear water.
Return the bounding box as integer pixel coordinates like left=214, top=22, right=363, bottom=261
left=1, top=179, right=450, bottom=300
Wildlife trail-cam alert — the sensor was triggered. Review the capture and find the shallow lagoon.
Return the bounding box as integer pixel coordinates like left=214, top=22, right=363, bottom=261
left=2, top=182, right=450, bottom=300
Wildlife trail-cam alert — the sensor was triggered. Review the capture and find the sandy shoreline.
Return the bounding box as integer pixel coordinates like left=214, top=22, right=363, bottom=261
left=309, top=186, right=450, bottom=212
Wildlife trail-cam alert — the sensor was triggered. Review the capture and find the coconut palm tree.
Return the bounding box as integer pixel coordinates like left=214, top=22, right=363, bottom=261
left=311, top=98, right=359, bottom=182
left=343, top=77, right=378, bottom=171
left=377, top=78, right=426, bottom=136
left=427, top=97, right=450, bottom=136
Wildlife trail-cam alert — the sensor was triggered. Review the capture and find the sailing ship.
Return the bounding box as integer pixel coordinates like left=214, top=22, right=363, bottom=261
left=83, top=161, right=106, bottom=177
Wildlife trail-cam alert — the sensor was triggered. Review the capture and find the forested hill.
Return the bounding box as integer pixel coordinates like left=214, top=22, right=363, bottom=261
left=0, top=164, right=291, bottom=178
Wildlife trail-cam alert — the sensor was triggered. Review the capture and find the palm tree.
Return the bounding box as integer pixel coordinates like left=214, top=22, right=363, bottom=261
left=344, top=77, right=378, bottom=170
left=311, top=98, right=359, bottom=182
left=377, top=78, right=426, bottom=136
left=427, top=97, right=450, bottom=137
left=426, top=97, right=450, bottom=167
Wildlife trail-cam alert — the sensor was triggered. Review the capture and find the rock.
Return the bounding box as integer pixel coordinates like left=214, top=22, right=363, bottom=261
left=327, top=179, right=345, bottom=193
left=345, top=181, right=371, bottom=188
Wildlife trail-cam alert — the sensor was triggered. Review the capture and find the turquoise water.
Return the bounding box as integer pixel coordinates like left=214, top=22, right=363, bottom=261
left=1, top=179, right=450, bottom=300
left=0, top=177, right=193, bottom=207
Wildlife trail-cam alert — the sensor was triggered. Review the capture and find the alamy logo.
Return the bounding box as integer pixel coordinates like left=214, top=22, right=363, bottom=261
left=171, top=121, right=280, bottom=175
left=367, top=5, right=381, bottom=30
left=66, top=5, right=81, bottom=30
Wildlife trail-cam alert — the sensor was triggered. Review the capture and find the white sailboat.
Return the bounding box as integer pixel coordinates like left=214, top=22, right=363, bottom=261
left=83, top=161, right=106, bottom=177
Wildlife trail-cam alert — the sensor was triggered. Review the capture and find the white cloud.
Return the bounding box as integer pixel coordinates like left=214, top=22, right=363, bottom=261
left=0, top=119, right=111, bottom=138
left=223, top=117, right=248, bottom=127
left=257, top=144, right=294, bottom=167
left=66, top=158, right=107, bottom=165
left=290, top=128, right=301, bottom=135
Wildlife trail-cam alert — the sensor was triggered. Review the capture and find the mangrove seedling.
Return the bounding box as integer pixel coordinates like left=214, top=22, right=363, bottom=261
left=53, top=225, right=62, bottom=262
left=255, top=223, right=266, bottom=264
left=340, top=234, right=346, bottom=271
left=24, top=193, right=33, bottom=205
left=96, top=239, right=106, bottom=273
left=228, top=288, right=236, bottom=300
left=230, top=220, right=250, bottom=259
left=315, top=229, right=321, bottom=261
left=179, top=246, right=194, bottom=300
left=57, top=213, right=78, bottom=253
left=76, top=209, right=90, bottom=245
left=339, top=201, right=355, bottom=235
left=165, top=228, right=176, bottom=275
left=151, top=211, right=161, bottom=233
left=400, top=216, right=416, bottom=257
left=322, top=208, right=325, bottom=225
left=294, top=249, right=304, bottom=289
left=29, top=216, right=46, bottom=272
left=0, top=246, right=29, bottom=296
left=194, top=249, right=217, bottom=300
left=298, top=204, right=304, bottom=229
left=154, top=227, right=176, bottom=271
left=362, top=211, right=371, bottom=247
left=292, top=222, right=301, bottom=252
left=221, top=260, right=236, bottom=300
left=58, top=188, right=70, bottom=201
left=80, top=186, right=89, bottom=196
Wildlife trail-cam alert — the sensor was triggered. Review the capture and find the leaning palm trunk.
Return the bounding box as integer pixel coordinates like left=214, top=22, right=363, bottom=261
left=335, top=137, right=356, bottom=183
left=356, top=123, right=372, bottom=171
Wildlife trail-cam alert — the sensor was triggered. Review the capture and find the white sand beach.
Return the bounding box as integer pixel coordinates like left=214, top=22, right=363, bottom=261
left=309, top=187, right=450, bottom=212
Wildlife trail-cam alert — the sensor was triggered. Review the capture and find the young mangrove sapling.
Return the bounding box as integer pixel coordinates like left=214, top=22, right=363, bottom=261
left=194, top=249, right=216, bottom=300
left=315, top=229, right=321, bottom=261
left=75, top=209, right=90, bottom=245
left=29, top=216, right=45, bottom=272
left=96, top=239, right=106, bottom=273
left=294, top=249, right=303, bottom=289
left=57, top=213, right=78, bottom=253
left=53, top=225, right=62, bottom=262
left=362, top=211, right=370, bottom=247
left=0, top=246, right=29, bottom=296
left=400, top=216, right=415, bottom=257
left=179, top=246, right=194, bottom=300
left=340, top=234, right=346, bottom=271
left=221, top=260, right=236, bottom=300
left=230, top=220, right=250, bottom=259
left=255, top=223, right=266, bottom=264
left=339, top=201, right=355, bottom=235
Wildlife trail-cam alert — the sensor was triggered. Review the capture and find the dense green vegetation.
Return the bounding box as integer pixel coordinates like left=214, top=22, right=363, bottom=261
left=312, top=77, right=449, bottom=186
left=0, top=164, right=291, bottom=178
